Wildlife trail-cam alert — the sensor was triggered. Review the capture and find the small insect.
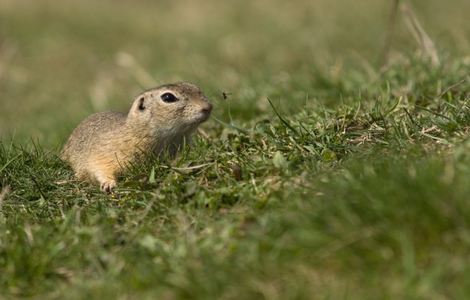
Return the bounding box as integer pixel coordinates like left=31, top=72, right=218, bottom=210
left=222, top=91, right=232, bottom=100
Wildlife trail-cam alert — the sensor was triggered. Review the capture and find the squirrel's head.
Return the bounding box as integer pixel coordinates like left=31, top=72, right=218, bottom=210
left=127, top=82, right=212, bottom=135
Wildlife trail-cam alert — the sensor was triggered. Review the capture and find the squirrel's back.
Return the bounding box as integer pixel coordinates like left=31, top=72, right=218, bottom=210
left=61, top=111, right=127, bottom=176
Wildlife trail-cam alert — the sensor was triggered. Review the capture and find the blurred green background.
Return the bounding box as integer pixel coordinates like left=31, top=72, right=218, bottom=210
left=1, top=1, right=470, bottom=298
left=0, top=0, right=468, bottom=146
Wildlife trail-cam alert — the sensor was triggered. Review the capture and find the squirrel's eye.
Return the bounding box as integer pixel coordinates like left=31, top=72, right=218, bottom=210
left=161, top=93, right=178, bottom=103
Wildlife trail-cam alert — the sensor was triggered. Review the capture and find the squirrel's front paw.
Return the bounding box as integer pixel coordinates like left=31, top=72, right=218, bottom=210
left=100, top=180, right=117, bottom=194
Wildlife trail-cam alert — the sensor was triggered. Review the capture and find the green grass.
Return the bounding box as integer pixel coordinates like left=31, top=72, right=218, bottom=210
left=1, top=0, right=470, bottom=299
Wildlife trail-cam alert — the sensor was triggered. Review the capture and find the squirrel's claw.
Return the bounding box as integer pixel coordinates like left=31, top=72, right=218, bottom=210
left=100, top=180, right=117, bottom=194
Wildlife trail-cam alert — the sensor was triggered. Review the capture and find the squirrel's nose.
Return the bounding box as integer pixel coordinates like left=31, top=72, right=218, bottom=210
left=201, top=102, right=213, bottom=114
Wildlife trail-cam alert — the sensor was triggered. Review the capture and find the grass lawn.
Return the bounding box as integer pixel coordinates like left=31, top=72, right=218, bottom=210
left=1, top=0, right=469, bottom=299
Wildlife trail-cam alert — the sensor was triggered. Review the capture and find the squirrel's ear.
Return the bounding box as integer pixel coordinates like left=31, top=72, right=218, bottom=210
left=138, top=97, right=146, bottom=111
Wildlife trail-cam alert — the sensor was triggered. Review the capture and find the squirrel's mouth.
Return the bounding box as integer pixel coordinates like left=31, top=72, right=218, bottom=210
left=196, top=110, right=211, bottom=123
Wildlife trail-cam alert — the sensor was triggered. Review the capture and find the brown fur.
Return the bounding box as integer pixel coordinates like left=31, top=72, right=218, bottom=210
left=61, top=82, right=212, bottom=193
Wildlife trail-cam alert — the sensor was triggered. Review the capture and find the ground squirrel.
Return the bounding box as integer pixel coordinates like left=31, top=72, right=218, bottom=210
left=61, top=82, right=212, bottom=193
